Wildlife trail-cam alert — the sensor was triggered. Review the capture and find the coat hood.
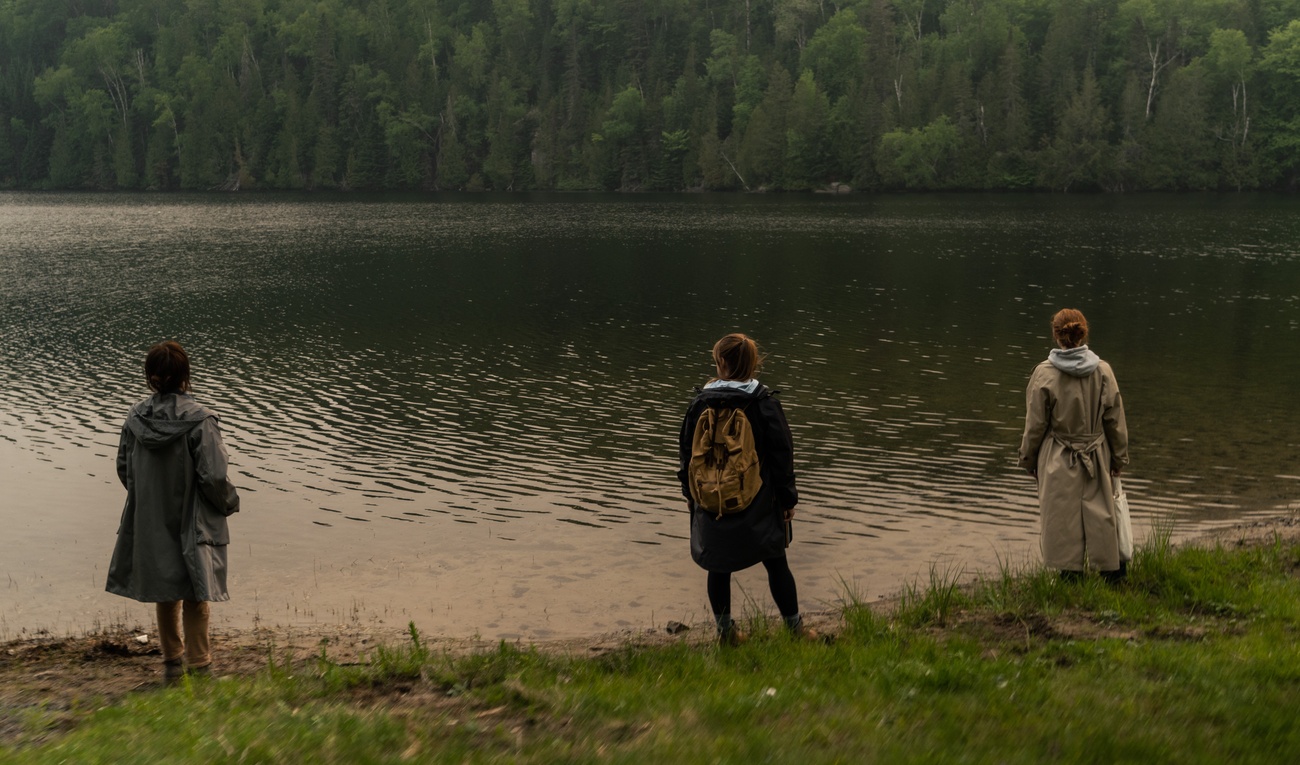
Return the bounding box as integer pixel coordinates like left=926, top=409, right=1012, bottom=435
left=1049, top=345, right=1101, bottom=378
left=125, top=393, right=216, bottom=448
left=703, top=378, right=761, bottom=394
left=695, top=381, right=770, bottom=406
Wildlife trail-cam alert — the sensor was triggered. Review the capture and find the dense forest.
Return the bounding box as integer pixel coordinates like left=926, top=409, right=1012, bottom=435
left=1, top=0, right=1298, bottom=192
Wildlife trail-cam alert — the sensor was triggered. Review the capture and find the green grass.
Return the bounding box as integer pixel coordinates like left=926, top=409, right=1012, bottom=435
left=7, top=529, right=1300, bottom=763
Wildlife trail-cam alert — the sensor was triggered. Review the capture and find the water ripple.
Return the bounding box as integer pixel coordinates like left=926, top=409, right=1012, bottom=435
left=2, top=192, right=1298, bottom=560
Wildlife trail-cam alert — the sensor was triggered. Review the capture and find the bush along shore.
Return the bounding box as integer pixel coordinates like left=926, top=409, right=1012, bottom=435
left=3, top=518, right=1299, bottom=763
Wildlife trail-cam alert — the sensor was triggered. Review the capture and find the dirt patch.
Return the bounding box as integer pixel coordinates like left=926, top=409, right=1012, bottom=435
left=1143, top=624, right=1211, bottom=641
left=922, top=513, right=1300, bottom=656
left=943, top=609, right=1146, bottom=651
left=1198, top=513, right=1300, bottom=547
left=0, top=623, right=417, bottom=747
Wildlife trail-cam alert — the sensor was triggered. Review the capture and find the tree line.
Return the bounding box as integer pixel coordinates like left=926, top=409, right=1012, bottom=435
left=2, top=0, right=1299, bottom=193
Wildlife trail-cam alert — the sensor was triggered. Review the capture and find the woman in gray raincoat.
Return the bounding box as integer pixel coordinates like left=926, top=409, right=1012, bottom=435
left=1018, top=309, right=1129, bottom=581
left=106, top=341, right=240, bottom=681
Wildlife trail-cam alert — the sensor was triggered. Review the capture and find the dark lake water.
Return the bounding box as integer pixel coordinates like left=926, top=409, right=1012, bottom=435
left=2, top=191, right=1298, bottom=638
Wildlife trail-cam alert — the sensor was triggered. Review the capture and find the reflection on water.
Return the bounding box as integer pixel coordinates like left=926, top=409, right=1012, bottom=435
left=1, top=192, right=1298, bottom=582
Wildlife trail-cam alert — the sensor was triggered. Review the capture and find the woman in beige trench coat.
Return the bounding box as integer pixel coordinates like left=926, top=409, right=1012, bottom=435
left=1018, top=309, right=1129, bottom=581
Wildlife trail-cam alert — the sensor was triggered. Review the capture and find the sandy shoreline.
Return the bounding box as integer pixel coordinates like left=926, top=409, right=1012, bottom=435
left=2, top=512, right=1295, bottom=754
left=0, top=436, right=720, bottom=642
left=5, top=420, right=1295, bottom=651
left=5, top=429, right=1294, bottom=645
left=1, top=433, right=1069, bottom=644
left=2, top=510, right=1296, bottom=747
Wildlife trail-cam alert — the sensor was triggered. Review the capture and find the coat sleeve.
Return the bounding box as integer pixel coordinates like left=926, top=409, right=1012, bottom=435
left=116, top=420, right=134, bottom=489
left=192, top=417, right=240, bottom=517
left=759, top=396, right=798, bottom=510
left=1018, top=367, right=1051, bottom=471
left=1102, top=366, right=1130, bottom=472
left=677, top=402, right=698, bottom=501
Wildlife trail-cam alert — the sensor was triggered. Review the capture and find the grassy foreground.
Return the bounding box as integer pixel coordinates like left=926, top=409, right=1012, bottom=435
left=6, top=528, right=1300, bottom=764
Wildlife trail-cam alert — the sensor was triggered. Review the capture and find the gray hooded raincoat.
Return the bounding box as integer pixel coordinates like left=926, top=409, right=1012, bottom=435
left=1018, top=346, right=1129, bottom=572
left=106, top=393, right=240, bottom=603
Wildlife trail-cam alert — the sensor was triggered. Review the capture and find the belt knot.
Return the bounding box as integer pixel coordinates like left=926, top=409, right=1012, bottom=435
left=1050, top=432, right=1105, bottom=478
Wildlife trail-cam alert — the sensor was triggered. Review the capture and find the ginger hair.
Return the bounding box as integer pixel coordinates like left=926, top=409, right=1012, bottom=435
left=1051, top=309, right=1089, bottom=349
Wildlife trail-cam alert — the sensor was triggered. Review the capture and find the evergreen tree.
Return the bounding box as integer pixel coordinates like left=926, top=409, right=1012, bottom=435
left=738, top=63, right=792, bottom=187
left=783, top=69, right=830, bottom=189
left=1257, top=20, right=1300, bottom=188
left=1039, top=68, right=1112, bottom=192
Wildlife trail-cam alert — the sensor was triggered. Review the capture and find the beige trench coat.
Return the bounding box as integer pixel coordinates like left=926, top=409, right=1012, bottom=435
left=1018, top=355, right=1129, bottom=571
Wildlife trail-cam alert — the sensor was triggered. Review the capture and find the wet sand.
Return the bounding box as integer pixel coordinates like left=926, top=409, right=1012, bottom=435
left=5, top=436, right=1287, bottom=645
left=1, top=437, right=837, bottom=640
left=1, top=436, right=1055, bottom=643
left=0, top=437, right=717, bottom=641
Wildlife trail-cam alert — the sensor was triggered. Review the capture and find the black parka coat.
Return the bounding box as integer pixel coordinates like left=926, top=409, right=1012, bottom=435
left=676, top=384, right=798, bottom=573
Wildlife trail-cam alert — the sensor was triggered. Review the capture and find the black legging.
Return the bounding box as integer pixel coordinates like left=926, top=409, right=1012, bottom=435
left=707, top=555, right=799, bottom=621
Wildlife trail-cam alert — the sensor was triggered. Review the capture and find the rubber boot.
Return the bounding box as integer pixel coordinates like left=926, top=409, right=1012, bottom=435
left=716, top=614, right=747, bottom=647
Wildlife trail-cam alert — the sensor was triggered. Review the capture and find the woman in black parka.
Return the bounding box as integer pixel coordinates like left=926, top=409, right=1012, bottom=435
left=677, top=333, right=812, bottom=644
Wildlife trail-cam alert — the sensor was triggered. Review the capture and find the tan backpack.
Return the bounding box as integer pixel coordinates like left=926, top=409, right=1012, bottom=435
left=688, top=405, right=763, bottom=518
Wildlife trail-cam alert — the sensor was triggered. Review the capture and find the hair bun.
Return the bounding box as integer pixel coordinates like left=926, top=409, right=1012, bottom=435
left=1050, top=309, right=1089, bottom=347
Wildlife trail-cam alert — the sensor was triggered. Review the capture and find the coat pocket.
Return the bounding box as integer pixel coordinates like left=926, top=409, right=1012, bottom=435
left=194, top=495, right=231, bottom=545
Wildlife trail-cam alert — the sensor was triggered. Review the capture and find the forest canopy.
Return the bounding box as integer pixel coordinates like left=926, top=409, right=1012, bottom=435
left=2, top=0, right=1298, bottom=192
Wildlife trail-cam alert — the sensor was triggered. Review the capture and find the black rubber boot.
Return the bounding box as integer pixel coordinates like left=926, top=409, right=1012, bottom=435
left=716, top=615, right=747, bottom=647
left=1102, top=560, right=1129, bottom=585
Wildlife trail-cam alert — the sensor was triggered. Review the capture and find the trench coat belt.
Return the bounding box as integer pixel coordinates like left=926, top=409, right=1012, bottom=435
left=1050, top=432, right=1106, bottom=478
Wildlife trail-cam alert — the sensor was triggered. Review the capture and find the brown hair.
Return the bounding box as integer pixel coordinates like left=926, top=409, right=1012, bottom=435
left=145, top=341, right=191, bottom=394
left=1051, top=309, right=1089, bottom=349
left=712, top=333, right=762, bottom=381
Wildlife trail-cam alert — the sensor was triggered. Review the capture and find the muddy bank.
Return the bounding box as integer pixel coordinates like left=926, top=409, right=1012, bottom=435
left=0, top=607, right=843, bottom=748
